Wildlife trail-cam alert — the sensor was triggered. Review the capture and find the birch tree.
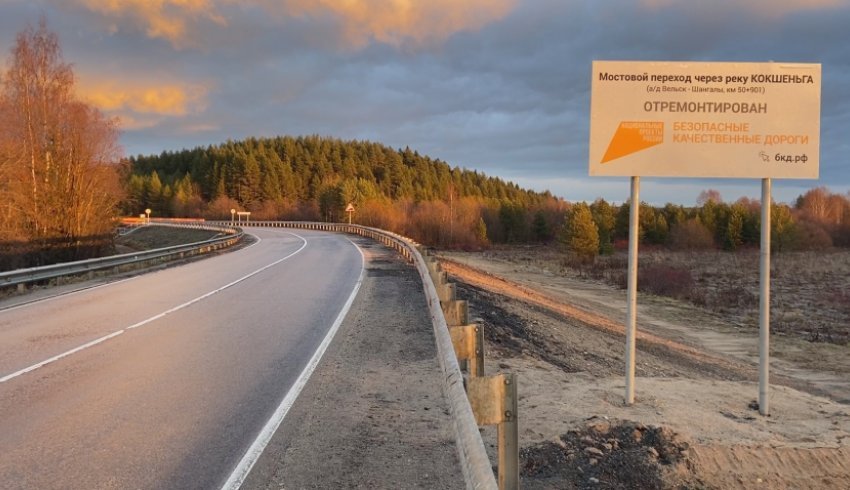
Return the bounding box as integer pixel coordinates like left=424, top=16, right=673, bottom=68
left=0, top=19, right=120, bottom=251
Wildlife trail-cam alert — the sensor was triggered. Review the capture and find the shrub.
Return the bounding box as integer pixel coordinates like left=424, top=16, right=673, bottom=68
left=668, top=219, right=715, bottom=250
left=790, top=220, right=832, bottom=251
left=637, top=265, right=695, bottom=300
left=709, top=285, right=758, bottom=311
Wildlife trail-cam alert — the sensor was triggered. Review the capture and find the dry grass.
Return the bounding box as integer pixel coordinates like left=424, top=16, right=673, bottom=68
left=115, top=226, right=221, bottom=252
left=482, top=245, right=850, bottom=346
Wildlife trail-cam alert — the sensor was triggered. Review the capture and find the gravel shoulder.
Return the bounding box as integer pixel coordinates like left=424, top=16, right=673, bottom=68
left=242, top=237, right=463, bottom=489
left=441, top=250, right=850, bottom=489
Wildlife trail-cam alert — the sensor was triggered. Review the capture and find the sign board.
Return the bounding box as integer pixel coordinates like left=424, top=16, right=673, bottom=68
left=589, top=61, right=821, bottom=178
left=345, top=203, right=355, bottom=213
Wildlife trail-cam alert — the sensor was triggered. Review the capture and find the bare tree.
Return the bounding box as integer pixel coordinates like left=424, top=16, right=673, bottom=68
left=798, top=186, right=830, bottom=223
left=696, top=189, right=723, bottom=206
left=0, top=18, right=120, bottom=254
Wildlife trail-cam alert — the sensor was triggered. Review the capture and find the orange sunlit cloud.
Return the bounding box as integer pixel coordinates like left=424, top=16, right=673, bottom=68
left=76, top=0, right=224, bottom=47
left=278, top=0, right=518, bottom=48
left=76, top=79, right=210, bottom=117
left=71, top=0, right=516, bottom=49
left=641, top=0, right=848, bottom=18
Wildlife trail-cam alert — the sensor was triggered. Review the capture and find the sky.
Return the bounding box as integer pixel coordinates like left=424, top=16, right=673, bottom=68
left=1, top=0, right=848, bottom=205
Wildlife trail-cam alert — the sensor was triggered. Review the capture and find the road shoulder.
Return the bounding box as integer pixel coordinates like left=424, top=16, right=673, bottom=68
left=241, top=237, right=463, bottom=489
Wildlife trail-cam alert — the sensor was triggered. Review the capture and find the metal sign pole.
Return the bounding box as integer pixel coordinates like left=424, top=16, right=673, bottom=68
left=625, top=175, right=640, bottom=405
left=759, top=178, right=772, bottom=416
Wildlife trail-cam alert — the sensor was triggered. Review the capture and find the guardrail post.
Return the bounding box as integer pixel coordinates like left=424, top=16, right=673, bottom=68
left=468, top=373, right=519, bottom=490
left=427, top=261, right=442, bottom=285
left=436, top=270, right=448, bottom=285
left=436, top=281, right=456, bottom=302
left=449, top=324, right=484, bottom=378
left=441, top=299, right=468, bottom=326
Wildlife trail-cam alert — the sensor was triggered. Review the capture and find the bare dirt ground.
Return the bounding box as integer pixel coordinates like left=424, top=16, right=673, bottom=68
left=440, top=246, right=850, bottom=489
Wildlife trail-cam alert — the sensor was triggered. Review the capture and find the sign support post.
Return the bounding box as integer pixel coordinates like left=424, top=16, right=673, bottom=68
left=625, top=176, right=640, bottom=405
left=345, top=203, right=355, bottom=224
left=759, top=178, right=772, bottom=415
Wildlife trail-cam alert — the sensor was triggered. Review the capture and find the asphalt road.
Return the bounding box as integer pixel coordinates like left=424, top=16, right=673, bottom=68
left=0, top=229, right=367, bottom=489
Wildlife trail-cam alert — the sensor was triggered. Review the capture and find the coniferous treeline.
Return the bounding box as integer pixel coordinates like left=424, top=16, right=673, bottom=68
left=122, top=135, right=568, bottom=248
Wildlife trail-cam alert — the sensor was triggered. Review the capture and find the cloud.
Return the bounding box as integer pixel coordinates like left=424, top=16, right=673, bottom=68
left=67, top=0, right=516, bottom=50
left=640, top=0, right=849, bottom=18
left=74, top=0, right=225, bottom=48
left=14, top=0, right=847, bottom=203
left=277, top=0, right=517, bottom=48
left=76, top=79, right=209, bottom=116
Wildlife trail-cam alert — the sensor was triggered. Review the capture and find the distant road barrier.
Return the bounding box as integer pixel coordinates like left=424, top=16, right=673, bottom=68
left=0, top=222, right=242, bottom=290
left=212, top=220, right=512, bottom=490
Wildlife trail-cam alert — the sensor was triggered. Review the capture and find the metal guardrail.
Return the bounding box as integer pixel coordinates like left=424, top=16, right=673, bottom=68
left=0, top=223, right=242, bottom=289
left=211, top=220, right=500, bottom=489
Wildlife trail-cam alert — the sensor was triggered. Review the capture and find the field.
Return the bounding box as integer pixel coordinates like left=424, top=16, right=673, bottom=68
left=473, top=245, right=850, bottom=346
left=440, top=245, right=850, bottom=489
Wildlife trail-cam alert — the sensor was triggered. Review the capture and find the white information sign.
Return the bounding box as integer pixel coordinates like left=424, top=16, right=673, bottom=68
left=589, top=61, right=821, bottom=179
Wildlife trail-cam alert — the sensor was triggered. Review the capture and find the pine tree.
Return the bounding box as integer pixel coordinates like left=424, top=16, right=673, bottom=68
left=771, top=203, right=797, bottom=252
left=561, top=203, right=599, bottom=264
left=590, top=198, right=615, bottom=254
left=147, top=171, right=162, bottom=211
left=532, top=211, right=551, bottom=242
left=724, top=204, right=746, bottom=250
left=474, top=217, right=489, bottom=246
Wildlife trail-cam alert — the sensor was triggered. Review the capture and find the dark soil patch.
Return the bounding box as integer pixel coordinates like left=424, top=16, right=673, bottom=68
left=521, top=418, right=699, bottom=489
left=455, top=281, right=752, bottom=382
left=458, top=282, right=600, bottom=374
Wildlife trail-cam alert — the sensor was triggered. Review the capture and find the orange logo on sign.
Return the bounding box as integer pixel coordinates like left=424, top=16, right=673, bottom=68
left=601, top=121, right=664, bottom=163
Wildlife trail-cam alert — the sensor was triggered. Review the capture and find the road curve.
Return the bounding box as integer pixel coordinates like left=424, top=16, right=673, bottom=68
left=0, top=229, right=364, bottom=489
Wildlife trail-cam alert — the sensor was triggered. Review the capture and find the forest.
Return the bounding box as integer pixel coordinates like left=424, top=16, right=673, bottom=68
left=124, top=137, right=850, bottom=257
left=122, top=136, right=568, bottom=248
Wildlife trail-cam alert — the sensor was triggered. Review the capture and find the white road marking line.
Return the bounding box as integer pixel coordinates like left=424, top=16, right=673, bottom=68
left=220, top=236, right=366, bottom=490
left=0, top=331, right=126, bottom=383
left=0, top=232, right=305, bottom=385
left=0, top=232, right=264, bottom=314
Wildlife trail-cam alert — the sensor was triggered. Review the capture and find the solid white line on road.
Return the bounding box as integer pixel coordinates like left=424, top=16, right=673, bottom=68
left=0, top=330, right=126, bottom=383
left=0, top=233, right=305, bottom=385
left=220, top=237, right=366, bottom=490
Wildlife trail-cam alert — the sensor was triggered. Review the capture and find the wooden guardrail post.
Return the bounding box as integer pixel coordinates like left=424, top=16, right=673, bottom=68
left=449, top=324, right=484, bottom=378
left=441, top=299, right=468, bottom=326
left=468, top=373, right=519, bottom=490
left=431, top=256, right=485, bottom=377
left=426, top=260, right=442, bottom=285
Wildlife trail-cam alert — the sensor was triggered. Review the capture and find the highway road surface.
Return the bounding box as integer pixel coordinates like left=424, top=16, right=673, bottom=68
left=0, top=228, right=458, bottom=488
